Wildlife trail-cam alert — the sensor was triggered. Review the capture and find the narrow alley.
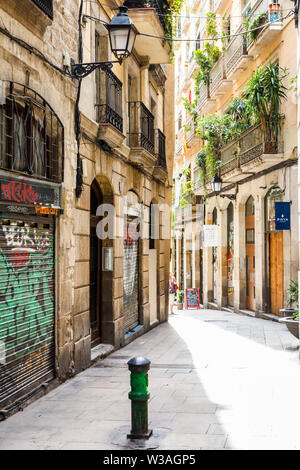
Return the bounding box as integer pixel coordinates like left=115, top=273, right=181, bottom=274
left=0, top=309, right=299, bottom=450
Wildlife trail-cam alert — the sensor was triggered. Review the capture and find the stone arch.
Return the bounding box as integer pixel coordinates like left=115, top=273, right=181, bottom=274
left=89, top=176, right=114, bottom=346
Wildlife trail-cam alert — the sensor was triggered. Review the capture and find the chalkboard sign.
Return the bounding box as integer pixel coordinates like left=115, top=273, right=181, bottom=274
left=185, top=288, right=200, bottom=309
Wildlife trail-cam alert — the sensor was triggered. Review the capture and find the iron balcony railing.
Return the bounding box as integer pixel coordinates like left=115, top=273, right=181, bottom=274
left=220, top=122, right=284, bottom=176
left=32, top=0, right=53, bottom=19
left=186, top=117, right=195, bottom=143
left=224, top=24, right=247, bottom=77
left=95, top=68, right=123, bottom=133
left=244, top=0, right=281, bottom=49
left=210, top=56, right=226, bottom=95
left=124, top=0, right=170, bottom=32
left=196, top=82, right=210, bottom=112
left=155, top=129, right=166, bottom=168
left=127, top=101, right=155, bottom=155
left=0, top=81, right=64, bottom=183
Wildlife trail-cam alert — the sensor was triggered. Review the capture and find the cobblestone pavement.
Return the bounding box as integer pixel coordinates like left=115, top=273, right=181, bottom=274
left=1, top=308, right=300, bottom=450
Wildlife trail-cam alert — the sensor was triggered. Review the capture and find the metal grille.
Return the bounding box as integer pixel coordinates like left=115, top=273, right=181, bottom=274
left=123, top=216, right=139, bottom=333
left=127, top=101, right=155, bottom=155
left=210, top=56, right=225, bottom=95
left=0, top=213, right=55, bottom=410
left=0, top=81, right=64, bottom=183
left=96, top=69, right=123, bottom=133
left=31, top=0, right=53, bottom=19
left=224, top=26, right=247, bottom=76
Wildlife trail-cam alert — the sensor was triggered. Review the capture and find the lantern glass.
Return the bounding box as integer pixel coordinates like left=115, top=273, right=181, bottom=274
left=210, top=174, right=222, bottom=193
left=107, top=7, right=137, bottom=62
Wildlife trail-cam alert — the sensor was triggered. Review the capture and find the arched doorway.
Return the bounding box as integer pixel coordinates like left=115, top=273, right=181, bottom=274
left=265, top=186, right=284, bottom=315
left=90, top=181, right=103, bottom=346
left=212, top=207, right=218, bottom=303
left=227, top=202, right=234, bottom=306
left=123, top=190, right=140, bottom=333
left=245, top=196, right=255, bottom=311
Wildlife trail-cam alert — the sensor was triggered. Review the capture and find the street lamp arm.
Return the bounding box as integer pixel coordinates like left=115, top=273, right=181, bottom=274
left=71, top=59, right=122, bottom=79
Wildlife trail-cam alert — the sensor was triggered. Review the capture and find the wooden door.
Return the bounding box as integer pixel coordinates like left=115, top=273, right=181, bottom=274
left=269, top=231, right=283, bottom=315
left=90, top=183, right=102, bottom=346
left=245, top=197, right=255, bottom=311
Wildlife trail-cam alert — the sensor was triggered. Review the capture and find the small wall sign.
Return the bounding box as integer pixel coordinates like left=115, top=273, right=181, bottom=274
left=275, top=202, right=290, bottom=230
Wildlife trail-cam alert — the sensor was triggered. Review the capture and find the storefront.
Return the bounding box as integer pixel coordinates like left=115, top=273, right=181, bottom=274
left=0, top=81, right=63, bottom=410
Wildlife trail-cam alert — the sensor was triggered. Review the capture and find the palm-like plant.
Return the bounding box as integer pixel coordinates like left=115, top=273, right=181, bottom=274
left=243, top=62, right=287, bottom=146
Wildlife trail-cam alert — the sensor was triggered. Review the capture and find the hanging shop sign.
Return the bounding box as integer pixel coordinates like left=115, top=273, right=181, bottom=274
left=203, top=224, right=220, bottom=247
left=185, top=288, right=200, bottom=309
left=275, top=201, right=290, bottom=230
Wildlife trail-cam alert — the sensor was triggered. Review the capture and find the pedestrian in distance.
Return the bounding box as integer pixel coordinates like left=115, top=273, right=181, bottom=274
left=169, top=272, right=178, bottom=315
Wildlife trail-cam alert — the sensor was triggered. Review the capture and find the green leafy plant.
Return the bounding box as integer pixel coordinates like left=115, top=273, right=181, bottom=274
left=179, top=168, right=194, bottom=207
left=243, top=62, right=287, bottom=145
left=244, top=12, right=268, bottom=44
left=176, top=289, right=184, bottom=303
left=164, top=0, right=186, bottom=57
left=287, top=280, right=299, bottom=319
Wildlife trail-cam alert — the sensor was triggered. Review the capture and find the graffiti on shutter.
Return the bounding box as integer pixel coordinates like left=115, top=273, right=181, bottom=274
left=0, top=214, right=55, bottom=409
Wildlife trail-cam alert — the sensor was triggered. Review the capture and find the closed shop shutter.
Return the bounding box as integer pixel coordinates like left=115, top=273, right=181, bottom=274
left=123, top=220, right=139, bottom=333
left=0, top=213, right=55, bottom=410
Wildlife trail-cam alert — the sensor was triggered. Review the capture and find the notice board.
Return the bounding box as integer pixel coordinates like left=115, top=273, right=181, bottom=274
left=185, top=288, right=200, bottom=309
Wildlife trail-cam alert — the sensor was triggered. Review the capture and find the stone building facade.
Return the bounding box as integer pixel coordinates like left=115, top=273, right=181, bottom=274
left=172, top=0, right=298, bottom=317
left=0, top=0, right=174, bottom=412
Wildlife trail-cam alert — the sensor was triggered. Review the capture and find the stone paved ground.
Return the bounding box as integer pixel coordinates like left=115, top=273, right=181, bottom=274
left=1, top=308, right=300, bottom=450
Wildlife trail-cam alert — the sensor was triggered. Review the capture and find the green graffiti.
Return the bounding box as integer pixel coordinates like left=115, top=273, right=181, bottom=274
left=0, top=226, right=54, bottom=361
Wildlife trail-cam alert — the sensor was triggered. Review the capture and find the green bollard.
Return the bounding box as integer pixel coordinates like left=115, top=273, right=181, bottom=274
left=127, top=356, right=152, bottom=440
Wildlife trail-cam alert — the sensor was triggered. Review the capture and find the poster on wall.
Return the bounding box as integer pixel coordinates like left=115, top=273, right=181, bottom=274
left=203, top=225, right=220, bottom=247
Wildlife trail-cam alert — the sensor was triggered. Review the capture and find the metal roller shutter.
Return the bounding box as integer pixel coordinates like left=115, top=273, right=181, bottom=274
left=0, top=213, right=55, bottom=410
left=123, top=218, right=139, bottom=333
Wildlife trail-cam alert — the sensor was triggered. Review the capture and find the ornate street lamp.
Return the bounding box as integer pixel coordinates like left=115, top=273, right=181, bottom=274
left=210, top=174, right=237, bottom=200
left=71, top=6, right=137, bottom=79
left=210, top=174, right=222, bottom=193
left=108, top=6, right=137, bottom=62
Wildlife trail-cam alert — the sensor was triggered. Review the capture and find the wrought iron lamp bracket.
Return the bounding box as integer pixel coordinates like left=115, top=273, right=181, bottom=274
left=71, top=59, right=121, bottom=79
left=220, top=194, right=236, bottom=200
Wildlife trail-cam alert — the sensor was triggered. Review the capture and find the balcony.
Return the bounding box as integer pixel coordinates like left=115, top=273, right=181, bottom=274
left=224, top=26, right=253, bottom=80
left=153, top=129, right=168, bottom=180
left=186, top=117, right=200, bottom=147
left=124, top=0, right=171, bottom=64
left=175, top=128, right=184, bottom=157
left=220, top=123, right=284, bottom=182
left=96, top=68, right=125, bottom=149
left=127, top=101, right=157, bottom=173
left=196, top=82, right=216, bottom=114
left=209, top=56, right=232, bottom=98
left=245, top=0, right=283, bottom=56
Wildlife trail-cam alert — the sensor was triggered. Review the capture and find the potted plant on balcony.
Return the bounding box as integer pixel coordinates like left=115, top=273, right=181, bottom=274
left=269, top=1, right=280, bottom=22
left=176, top=290, right=184, bottom=310
left=243, top=62, right=287, bottom=153
left=279, top=280, right=299, bottom=339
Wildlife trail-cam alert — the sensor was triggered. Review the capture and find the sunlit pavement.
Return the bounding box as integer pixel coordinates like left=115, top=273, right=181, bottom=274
left=0, top=308, right=299, bottom=450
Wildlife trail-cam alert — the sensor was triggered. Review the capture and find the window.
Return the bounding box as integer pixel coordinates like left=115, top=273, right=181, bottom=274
left=31, top=0, right=53, bottom=19
left=0, top=81, right=63, bottom=183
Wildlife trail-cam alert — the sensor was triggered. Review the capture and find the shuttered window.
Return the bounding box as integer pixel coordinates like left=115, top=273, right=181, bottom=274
left=31, top=0, right=53, bottom=19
